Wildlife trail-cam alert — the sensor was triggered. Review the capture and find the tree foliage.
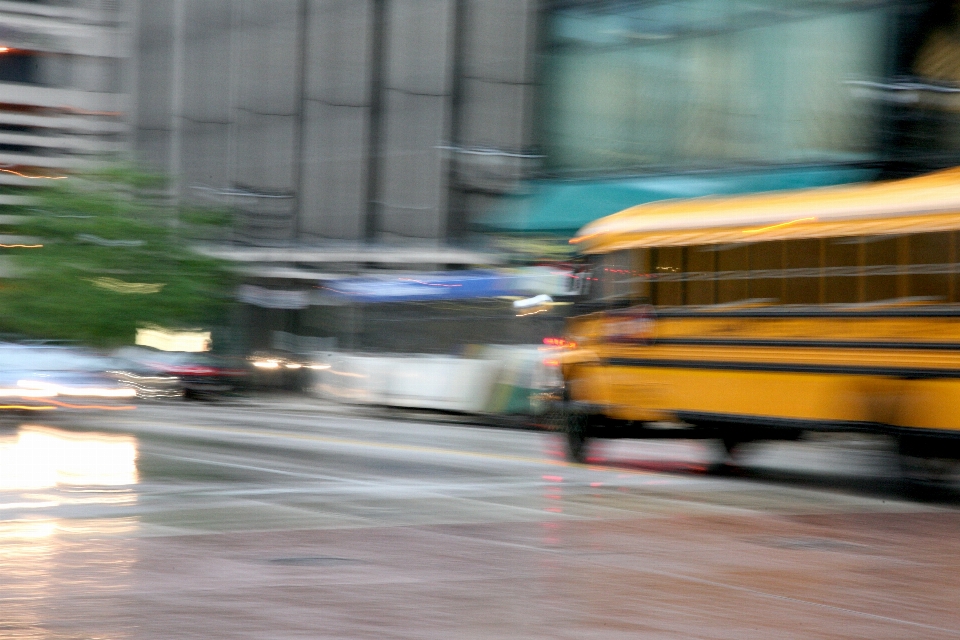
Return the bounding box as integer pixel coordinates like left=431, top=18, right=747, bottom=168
left=0, top=167, right=235, bottom=346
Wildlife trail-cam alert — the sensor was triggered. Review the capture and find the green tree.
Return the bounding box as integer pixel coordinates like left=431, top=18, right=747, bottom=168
left=0, top=167, right=235, bottom=346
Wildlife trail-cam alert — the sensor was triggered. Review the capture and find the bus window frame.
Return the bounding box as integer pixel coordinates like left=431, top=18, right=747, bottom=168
left=571, top=253, right=640, bottom=313
left=579, top=231, right=960, bottom=311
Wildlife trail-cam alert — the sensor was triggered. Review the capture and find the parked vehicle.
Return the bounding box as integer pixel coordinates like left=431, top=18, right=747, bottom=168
left=248, top=351, right=312, bottom=392
left=113, top=347, right=249, bottom=399
left=102, top=355, right=183, bottom=400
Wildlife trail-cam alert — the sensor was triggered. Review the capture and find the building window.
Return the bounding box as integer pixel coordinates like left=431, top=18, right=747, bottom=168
left=0, top=51, right=41, bottom=85
left=540, top=1, right=890, bottom=174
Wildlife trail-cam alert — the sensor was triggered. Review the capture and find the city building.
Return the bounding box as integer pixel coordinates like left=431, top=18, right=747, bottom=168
left=135, top=0, right=538, bottom=245
left=478, top=0, right=960, bottom=237
left=130, top=0, right=960, bottom=351
left=135, top=2, right=960, bottom=243
left=0, top=0, right=132, bottom=192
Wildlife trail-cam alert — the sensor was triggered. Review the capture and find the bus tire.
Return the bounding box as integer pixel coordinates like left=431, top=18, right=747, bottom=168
left=705, top=437, right=744, bottom=476
left=565, top=411, right=591, bottom=463
left=721, top=435, right=744, bottom=456
left=897, top=435, right=957, bottom=496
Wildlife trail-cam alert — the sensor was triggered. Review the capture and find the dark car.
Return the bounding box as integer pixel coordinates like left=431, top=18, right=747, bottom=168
left=102, top=355, right=183, bottom=400
left=113, top=347, right=250, bottom=399
left=248, top=351, right=312, bottom=391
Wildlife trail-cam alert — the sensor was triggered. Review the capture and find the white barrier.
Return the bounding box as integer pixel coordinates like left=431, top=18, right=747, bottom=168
left=309, top=346, right=561, bottom=414
left=312, top=353, right=504, bottom=413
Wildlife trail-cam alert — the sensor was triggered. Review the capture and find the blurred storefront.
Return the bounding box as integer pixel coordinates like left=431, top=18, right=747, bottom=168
left=874, top=0, right=960, bottom=174
left=177, top=1, right=960, bottom=387
left=481, top=0, right=960, bottom=240
left=539, top=1, right=889, bottom=174
left=232, top=265, right=573, bottom=354
left=130, top=0, right=960, bottom=247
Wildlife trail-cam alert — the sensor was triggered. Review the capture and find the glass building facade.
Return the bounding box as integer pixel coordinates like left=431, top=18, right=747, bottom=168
left=539, top=1, right=893, bottom=174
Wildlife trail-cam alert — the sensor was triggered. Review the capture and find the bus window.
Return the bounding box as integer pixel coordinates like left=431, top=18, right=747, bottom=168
left=717, top=244, right=749, bottom=303
left=686, top=246, right=716, bottom=306
left=653, top=246, right=684, bottom=306
left=633, top=248, right=651, bottom=301
left=749, top=241, right=782, bottom=302
left=587, top=249, right=640, bottom=305
left=782, top=238, right=820, bottom=304
left=909, top=231, right=952, bottom=302
left=570, top=260, right=595, bottom=299
left=825, top=237, right=860, bottom=304
left=863, top=236, right=898, bottom=302
left=629, top=249, right=652, bottom=303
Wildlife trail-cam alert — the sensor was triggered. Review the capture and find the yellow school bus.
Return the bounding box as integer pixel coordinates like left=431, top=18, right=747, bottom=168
left=557, top=167, right=960, bottom=483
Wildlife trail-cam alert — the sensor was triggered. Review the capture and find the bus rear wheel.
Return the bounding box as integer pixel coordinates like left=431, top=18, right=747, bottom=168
left=897, top=435, right=959, bottom=495
left=565, top=411, right=592, bottom=463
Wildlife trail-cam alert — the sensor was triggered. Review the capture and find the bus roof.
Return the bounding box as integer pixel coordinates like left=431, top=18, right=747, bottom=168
left=571, top=167, right=960, bottom=254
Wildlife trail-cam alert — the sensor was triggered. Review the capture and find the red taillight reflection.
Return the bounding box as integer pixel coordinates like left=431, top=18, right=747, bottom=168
left=158, top=365, right=218, bottom=376
left=543, top=337, right=576, bottom=349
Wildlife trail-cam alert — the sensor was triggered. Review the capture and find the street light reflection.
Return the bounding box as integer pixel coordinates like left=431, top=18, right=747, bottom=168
left=0, top=515, right=138, bottom=638
left=0, top=425, right=138, bottom=492
left=0, top=426, right=140, bottom=621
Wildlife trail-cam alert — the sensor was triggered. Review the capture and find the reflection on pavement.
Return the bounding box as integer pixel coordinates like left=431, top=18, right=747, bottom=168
left=0, top=425, right=140, bottom=639
left=0, top=517, right=139, bottom=640
left=0, top=424, right=138, bottom=491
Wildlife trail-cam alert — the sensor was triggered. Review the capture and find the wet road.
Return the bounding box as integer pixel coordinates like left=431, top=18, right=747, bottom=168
left=2, top=398, right=959, bottom=639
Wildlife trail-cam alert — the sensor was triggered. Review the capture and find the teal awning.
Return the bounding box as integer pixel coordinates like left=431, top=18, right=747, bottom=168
left=475, top=166, right=878, bottom=234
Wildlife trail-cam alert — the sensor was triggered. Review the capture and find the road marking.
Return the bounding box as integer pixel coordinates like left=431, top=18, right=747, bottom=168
left=148, top=452, right=343, bottom=480
left=114, top=420, right=661, bottom=475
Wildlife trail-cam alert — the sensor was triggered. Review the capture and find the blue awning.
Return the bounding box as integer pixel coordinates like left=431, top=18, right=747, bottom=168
left=475, top=166, right=878, bottom=234
left=322, top=271, right=515, bottom=303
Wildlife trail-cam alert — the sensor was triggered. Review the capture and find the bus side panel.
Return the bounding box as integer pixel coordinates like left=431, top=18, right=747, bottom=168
left=585, top=363, right=960, bottom=434
left=565, top=362, right=666, bottom=422
left=895, top=378, right=960, bottom=432
left=591, top=364, right=952, bottom=429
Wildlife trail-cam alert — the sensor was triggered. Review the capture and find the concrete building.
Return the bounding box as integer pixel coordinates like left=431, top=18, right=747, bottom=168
left=134, top=0, right=540, bottom=245
left=136, top=0, right=960, bottom=248
left=0, top=0, right=132, bottom=192
left=124, top=0, right=960, bottom=355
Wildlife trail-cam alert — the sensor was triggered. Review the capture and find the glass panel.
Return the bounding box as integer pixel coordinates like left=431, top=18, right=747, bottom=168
left=633, top=248, right=651, bottom=302
left=717, top=244, right=749, bottom=303
left=542, top=1, right=888, bottom=173
left=909, top=232, right=951, bottom=302
left=578, top=255, right=604, bottom=303
left=748, top=241, right=782, bottom=302
left=686, top=246, right=716, bottom=306
left=0, top=52, right=41, bottom=85
left=782, top=238, right=821, bottom=304
left=597, top=250, right=637, bottom=302
left=653, top=246, right=684, bottom=306
left=863, top=237, right=898, bottom=302
left=824, top=237, right=860, bottom=304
